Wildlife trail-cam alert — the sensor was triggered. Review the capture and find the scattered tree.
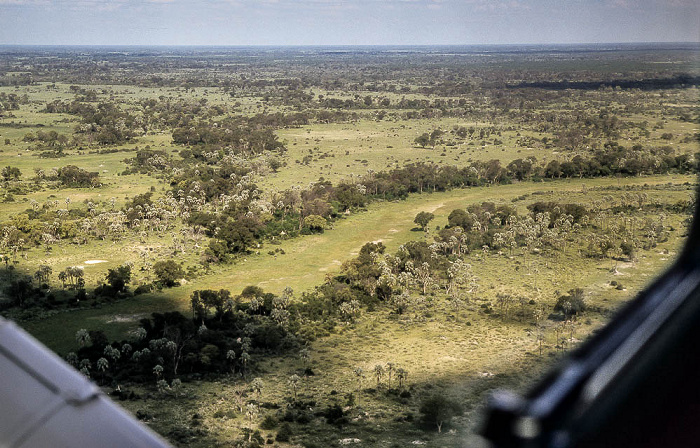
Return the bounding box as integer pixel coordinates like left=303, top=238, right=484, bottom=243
left=105, top=264, right=132, bottom=293
left=414, top=211, right=435, bottom=231
left=153, top=260, right=184, bottom=287
left=419, top=393, right=463, bottom=433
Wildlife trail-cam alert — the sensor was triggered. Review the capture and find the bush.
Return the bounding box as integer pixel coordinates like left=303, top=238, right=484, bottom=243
left=135, top=409, right=153, bottom=421
left=259, top=415, right=278, bottom=430
left=212, top=409, right=236, bottom=419
left=134, top=284, right=153, bottom=295
left=323, top=404, right=345, bottom=425
left=275, top=423, right=293, bottom=442
left=554, top=288, right=586, bottom=317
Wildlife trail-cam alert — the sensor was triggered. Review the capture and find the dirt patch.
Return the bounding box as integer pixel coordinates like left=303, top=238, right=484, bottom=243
left=425, top=202, right=445, bottom=213
left=613, top=261, right=634, bottom=275
left=319, top=260, right=342, bottom=272
left=104, top=313, right=148, bottom=324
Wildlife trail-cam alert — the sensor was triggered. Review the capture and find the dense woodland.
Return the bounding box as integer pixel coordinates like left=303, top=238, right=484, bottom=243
left=0, top=44, right=698, bottom=447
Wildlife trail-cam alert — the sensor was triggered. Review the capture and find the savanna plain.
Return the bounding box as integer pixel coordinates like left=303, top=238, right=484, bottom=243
left=0, top=44, right=698, bottom=447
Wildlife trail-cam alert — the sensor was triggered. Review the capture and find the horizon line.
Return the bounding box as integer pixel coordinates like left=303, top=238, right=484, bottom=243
left=0, top=41, right=699, bottom=48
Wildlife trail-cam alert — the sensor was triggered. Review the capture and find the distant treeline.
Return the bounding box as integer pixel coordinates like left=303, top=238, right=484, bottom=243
left=508, top=75, right=700, bottom=91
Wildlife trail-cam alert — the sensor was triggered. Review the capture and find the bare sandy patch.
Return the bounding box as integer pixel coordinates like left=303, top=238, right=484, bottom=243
left=104, top=313, right=148, bottom=324
left=425, top=202, right=445, bottom=213
left=319, top=260, right=342, bottom=272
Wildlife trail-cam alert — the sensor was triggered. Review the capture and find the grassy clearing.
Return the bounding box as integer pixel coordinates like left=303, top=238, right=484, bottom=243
left=272, top=119, right=547, bottom=191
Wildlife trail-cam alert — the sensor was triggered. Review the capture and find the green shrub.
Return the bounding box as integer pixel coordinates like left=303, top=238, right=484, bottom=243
left=554, top=288, right=586, bottom=317
left=259, top=415, right=278, bottom=430
left=275, top=423, right=293, bottom=442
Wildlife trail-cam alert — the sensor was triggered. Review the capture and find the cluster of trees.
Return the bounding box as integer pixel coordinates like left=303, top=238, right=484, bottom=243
left=67, top=285, right=300, bottom=385
left=59, top=194, right=662, bottom=426
left=123, top=148, right=170, bottom=174
left=414, top=129, right=444, bottom=148
left=1, top=137, right=690, bottom=302
left=0, top=197, right=687, bottom=444
left=2, top=46, right=696, bottom=446
left=442, top=198, right=671, bottom=262
left=8, top=46, right=697, bottom=148
left=43, top=99, right=141, bottom=145
left=0, top=92, right=26, bottom=114
left=172, top=122, right=285, bottom=155
left=52, top=165, right=101, bottom=187
left=544, top=143, right=696, bottom=178
left=0, top=257, right=188, bottom=311
left=4, top=164, right=99, bottom=188
left=1, top=166, right=21, bottom=181
left=23, top=129, right=72, bottom=147
left=363, top=148, right=695, bottom=202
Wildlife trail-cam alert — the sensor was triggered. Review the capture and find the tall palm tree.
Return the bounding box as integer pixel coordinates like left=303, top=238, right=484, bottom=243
left=373, top=364, right=384, bottom=388
left=396, top=368, right=408, bottom=389
left=288, top=375, right=300, bottom=399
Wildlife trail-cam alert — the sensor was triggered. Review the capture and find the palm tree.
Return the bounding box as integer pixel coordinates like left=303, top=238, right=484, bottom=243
left=156, top=380, right=170, bottom=393
left=34, top=265, right=52, bottom=284
left=131, top=327, right=147, bottom=342
left=65, top=352, right=79, bottom=367
left=396, top=368, right=408, bottom=389
left=536, top=327, right=546, bottom=356
left=96, top=357, right=109, bottom=384
left=386, top=362, right=395, bottom=386
left=59, top=270, right=68, bottom=288
left=240, top=351, right=250, bottom=377
left=75, top=329, right=91, bottom=347
left=353, top=367, right=365, bottom=395
left=79, top=359, right=91, bottom=378
left=104, top=345, right=121, bottom=363
left=373, top=364, right=384, bottom=388
left=226, top=350, right=236, bottom=373
left=414, top=262, right=433, bottom=295
left=288, top=374, right=301, bottom=400
left=246, top=403, right=258, bottom=422
left=300, top=347, right=310, bottom=365
left=251, top=377, right=264, bottom=398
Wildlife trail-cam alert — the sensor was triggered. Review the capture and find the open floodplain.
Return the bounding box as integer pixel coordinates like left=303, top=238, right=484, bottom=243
left=0, top=44, right=698, bottom=447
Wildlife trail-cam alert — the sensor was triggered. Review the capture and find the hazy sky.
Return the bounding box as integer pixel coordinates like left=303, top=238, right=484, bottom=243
left=0, top=0, right=698, bottom=46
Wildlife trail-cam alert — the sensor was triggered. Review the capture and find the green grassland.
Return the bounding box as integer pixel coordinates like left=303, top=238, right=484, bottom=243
left=0, top=47, right=698, bottom=447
